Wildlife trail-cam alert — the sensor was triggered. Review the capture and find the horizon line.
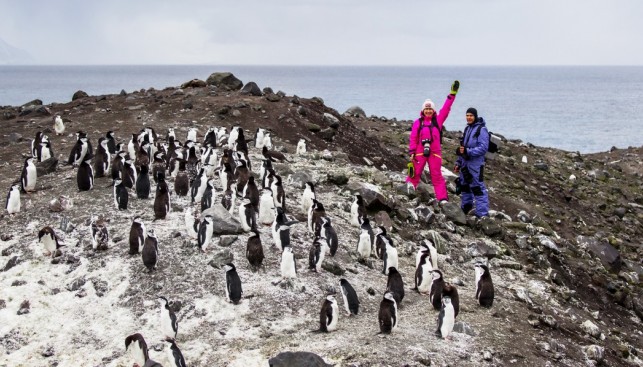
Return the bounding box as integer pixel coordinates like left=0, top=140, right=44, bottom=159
left=2, top=63, right=643, bottom=68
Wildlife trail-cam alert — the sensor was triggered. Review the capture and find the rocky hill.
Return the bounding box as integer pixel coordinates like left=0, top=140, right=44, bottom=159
left=0, top=72, right=641, bottom=367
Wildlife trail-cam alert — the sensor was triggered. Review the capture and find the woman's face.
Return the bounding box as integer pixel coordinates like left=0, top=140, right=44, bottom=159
left=423, top=107, right=434, bottom=117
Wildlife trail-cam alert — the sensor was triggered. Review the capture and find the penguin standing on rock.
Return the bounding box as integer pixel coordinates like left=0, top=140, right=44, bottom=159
left=142, top=229, right=159, bottom=271
left=129, top=216, right=146, bottom=255
left=158, top=296, right=178, bottom=339
left=163, top=338, right=187, bottom=367
left=38, top=226, right=64, bottom=258
left=77, top=158, right=94, bottom=191
left=296, top=138, right=307, bottom=155
left=378, top=291, right=398, bottom=334
left=317, top=295, right=339, bottom=332
left=224, top=263, right=243, bottom=304
left=154, top=176, right=170, bottom=220
left=21, top=157, right=37, bottom=193
left=37, top=136, right=53, bottom=162
left=319, top=216, right=338, bottom=256
left=350, top=194, right=366, bottom=227
left=435, top=296, right=455, bottom=340
left=246, top=228, right=264, bottom=270
left=339, top=279, right=359, bottom=316
left=5, top=184, right=21, bottom=215
left=386, top=267, right=405, bottom=306
left=113, top=178, right=128, bottom=210
left=53, top=115, right=65, bottom=135
left=475, top=264, right=494, bottom=308
left=280, top=246, right=297, bottom=279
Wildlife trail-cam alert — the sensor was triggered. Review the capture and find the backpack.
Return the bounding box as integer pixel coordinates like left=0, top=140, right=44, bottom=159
left=416, top=116, right=443, bottom=146
left=473, top=124, right=502, bottom=160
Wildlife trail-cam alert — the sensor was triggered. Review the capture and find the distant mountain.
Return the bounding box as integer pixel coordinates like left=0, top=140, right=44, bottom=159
left=0, top=38, right=34, bottom=65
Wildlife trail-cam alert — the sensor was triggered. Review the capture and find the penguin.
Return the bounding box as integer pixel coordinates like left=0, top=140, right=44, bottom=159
left=37, top=136, right=53, bottom=162
left=234, top=159, right=250, bottom=194
left=356, top=220, right=373, bottom=260
left=197, top=215, right=214, bottom=252
left=263, top=168, right=277, bottom=191
left=136, top=164, right=151, bottom=199
left=163, top=338, right=187, bottom=367
left=224, top=263, right=243, bottom=304
left=259, top=159, right=273, bottom=188
left=271, top=174, right=286, bottom=210
left=106, top=131, right=117, bottom=154
left=272, top=207, right=297, bottom=251
left=475, top=264, right=495, bottom=308
left=296, top=138, right=307, bottom=155
left=111, top=151, right=127, bottom=182
left=378, top=291, right=398, bottom=334
left=152, top=151, right=166, bottom=184
left=310, top=200, right=326, bottom=237
left=350, top=194, right=366, bottom=227
left=386, top=266, right=405, bottom=306
left=221, top=179, right=237, bottom=214
left=94, top=137, right=111, bottom=178
left=190, top=167, right=208, bottom=203
left=243, top=176, right=260, bottom=212
left=184, top=207, right=199, bottom=239
left=154, top=176, right=171, bottom=220
left=374, top=226, right=390, bottom=260
left=435, top=296, right=455, bottom=340
left=113, top=178, right=129, bottom=210
left=258, top=189, right=276, bottom=225
left=227, top=126, right=240, bottom=148
left=186, top=128, right=197, bottom=144
left=262, top=131, right=273, bottom=149
left=318, top=295, right=339, bottom=332
left=136, top=142, right=151, bottom=168
left=219, top=162, right=233, bottom=193
left=142, top=229, right=159, bottom=271
left=319, top=217, right=338, bottom=256
left=381, top=234, right=398, bottom=276
left=122, top=159, right=137, bottom=189
left=166, top=127, right=176, bottom=143
left=5, top=184, right=21, bottom=215
left=254, top=128, right=265, bottom=149
left=442, top=283, right=460, bottom=318
left=169, top=148, right=183, bottom=178
left=128, top=133, right=139, bottom=160
left=429, top=270, right=445, bottom=310
left=201, top=179, right=215, bottom=212
left=76, top=158, right=94, bottom=191
left=20, top=157, right=37, bottom=193
left=416, top=239, right=438, bottom=270
left=301, top=181, right=316, bottom=214
left=52, top=115, right=65, bottom=135
left=174, top=159, right=190, bottom=197
left=262, top=146, right=289, bottom=163
left=246, top=228, right=264, bottom=270
left=129, top=216, right=146, bottom=255
left=158, top=296, right=179, bottom=339
left=124, top=333, right=149, bottom=367
left=31, top=131, right=43, bottom=158
left=280, top=246, right=297, bottom=279
left=69, top=134, right=93, bottom=166
left=415, top=252, right=433, bottom=294
left=38, top=226, right=63, bottom=258
left=90, top=217, right=109, bottom=251
left=203, top=127, right=217, bottom=147
left=238, top=198, right=256, bottom=232
left=339, top=278, right=360, bottom=316
left=308, top=236, right=326, bottom=273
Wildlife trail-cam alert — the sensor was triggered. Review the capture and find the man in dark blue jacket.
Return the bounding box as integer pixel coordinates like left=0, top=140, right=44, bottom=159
left=454, top=107, right=489, bottom=217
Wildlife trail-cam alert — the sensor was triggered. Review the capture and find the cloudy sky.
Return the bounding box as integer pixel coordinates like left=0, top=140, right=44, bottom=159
left=1, top=0, right=642, bottom=65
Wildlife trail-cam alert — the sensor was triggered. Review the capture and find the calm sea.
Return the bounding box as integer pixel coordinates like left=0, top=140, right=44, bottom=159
left=1, top=65, right=642, bottom=153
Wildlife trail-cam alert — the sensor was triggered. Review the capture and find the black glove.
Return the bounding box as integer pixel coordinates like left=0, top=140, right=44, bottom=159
left=451, top=80, right=460, bottom=95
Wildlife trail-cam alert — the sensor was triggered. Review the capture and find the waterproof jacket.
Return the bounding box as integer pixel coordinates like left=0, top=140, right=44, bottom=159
left=456, top=117, right=489, bottom=168
left=408, top=94, right=455, bottom=155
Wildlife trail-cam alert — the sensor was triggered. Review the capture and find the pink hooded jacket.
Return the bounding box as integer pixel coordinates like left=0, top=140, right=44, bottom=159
left=408, top=94, right=456, bottom=155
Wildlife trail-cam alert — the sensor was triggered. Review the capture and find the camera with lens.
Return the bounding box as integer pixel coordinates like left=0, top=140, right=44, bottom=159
left=421, top=138, right=431, bottom=157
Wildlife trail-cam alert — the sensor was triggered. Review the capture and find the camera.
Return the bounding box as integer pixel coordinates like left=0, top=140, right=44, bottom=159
left=421, top=138, right=431, bottom=157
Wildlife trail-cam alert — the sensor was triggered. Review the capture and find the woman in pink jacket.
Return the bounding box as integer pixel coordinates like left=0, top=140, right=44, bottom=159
left=406, top=80, right=459, bottom=204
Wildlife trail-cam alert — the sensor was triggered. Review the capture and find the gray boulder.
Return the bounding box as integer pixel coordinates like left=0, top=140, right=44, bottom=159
left=350, top=182, right=394, bottom=212
left=317, top=127, right=336, bottom=141
left=269, top=351, right=331, bottom=367
left=414, top=206, right=435, bottom=225
left=288, top=171, right=315, bottom=189
left=205, top=72, right=243, bottom=91
left=467, top=241, right=498, bottom=259
left=323, top=113, right=340, bottom=128
left=374, top=211, right=393, bottom=232
left=208, top=249, right=234, bottom=269
left=240, top=82, right=262, bottom=96
left=180, top=79, right=206, bottom=88
left=344, top=106, right=366, bottom=117
left=578, top=235, right=622, bottom=273
left=72, top=90, right=89, bottom=101
left=427, top=230, right=449, bottom=254
left=441, top=202, right=467, bottom=225
left=201, top=205, right=243, bottom=234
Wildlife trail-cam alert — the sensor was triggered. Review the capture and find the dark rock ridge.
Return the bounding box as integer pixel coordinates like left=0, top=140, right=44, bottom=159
left=0, top=72, right=641, bottom=366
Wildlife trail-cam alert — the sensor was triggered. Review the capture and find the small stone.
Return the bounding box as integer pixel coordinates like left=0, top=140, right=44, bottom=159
left=483, top=351, right=492, bottom=361
left=41, top=346, right=55, bottom=358
left=11, top=280, right=27, bottom=287
left=581, top=320, right=601, bottom=338
left=66, top=277, right=86, bottom=292
left=583, top=345, right=604, bottom=362
left=367, top=287, right=376, bottom=296
left=17, top=300, right=30, bottom=315
left=218, top=235, right=238, bottom=247
left=321, top=260, right=345, bottom=276
left=2, top=256, right=21, bottom=272
left=613, top=207, right=626, bottom=219
left=0, top=299, right=6, bottom=309
left=539, top=314, right=558, bottom=328
left=453, top=321, right=476, bottom=336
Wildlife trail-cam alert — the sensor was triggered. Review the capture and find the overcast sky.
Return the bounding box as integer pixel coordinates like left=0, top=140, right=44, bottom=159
left=1, top=0, right=642, bottom=65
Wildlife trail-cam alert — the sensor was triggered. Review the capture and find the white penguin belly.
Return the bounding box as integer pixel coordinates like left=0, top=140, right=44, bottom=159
left=440, top=306, right=455, bottom=338
left=357, top=233, right=371, bottom=259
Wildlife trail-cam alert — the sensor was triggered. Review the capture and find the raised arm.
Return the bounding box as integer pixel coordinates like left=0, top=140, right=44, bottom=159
left=437, top=80, right=459, bottom=128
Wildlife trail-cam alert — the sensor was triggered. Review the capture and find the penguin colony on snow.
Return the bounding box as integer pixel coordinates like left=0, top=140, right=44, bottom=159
left=5, top=115, right=495, bottom=365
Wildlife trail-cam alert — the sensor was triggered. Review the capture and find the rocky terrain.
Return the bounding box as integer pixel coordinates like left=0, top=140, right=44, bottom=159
left=0, top=72, right=641, bottom=367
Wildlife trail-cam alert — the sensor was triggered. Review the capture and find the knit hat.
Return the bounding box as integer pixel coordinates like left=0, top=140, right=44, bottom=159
left=422, top=99, right=436, bottom=110
left=466, top=107, right=478, bottom=120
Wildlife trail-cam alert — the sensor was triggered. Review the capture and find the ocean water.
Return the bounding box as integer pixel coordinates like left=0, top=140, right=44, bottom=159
left=1, top=65, right=642, bottom=153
